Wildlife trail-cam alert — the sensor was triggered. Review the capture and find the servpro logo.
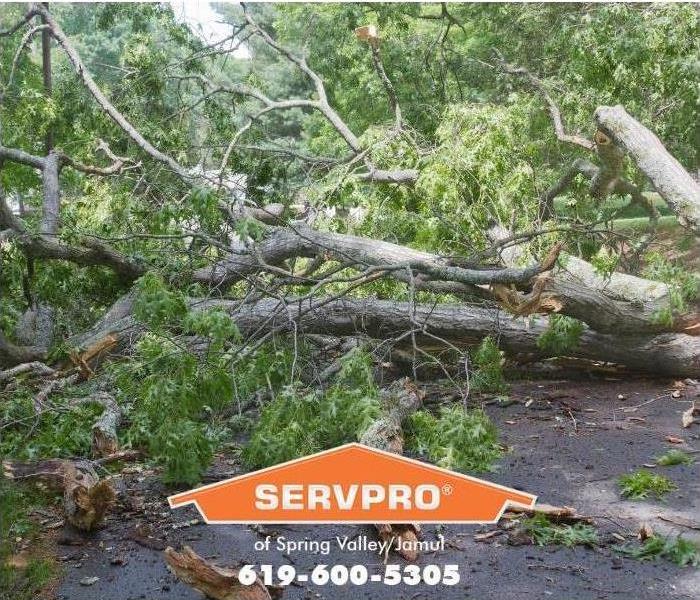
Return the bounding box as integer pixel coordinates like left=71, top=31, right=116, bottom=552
left=254, top=483, right=442, bottom=511
left=168, top=443, right=535, bottom=524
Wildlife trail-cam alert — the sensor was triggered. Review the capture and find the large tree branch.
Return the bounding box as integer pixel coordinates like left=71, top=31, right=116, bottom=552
left=0, top=9, right=39, bottom=38
left=0, top=186, right=144, bottom=280
left=33, top=3, right=191, bottom=181
left=240, top=6, right=417, bottom=185
left=0, top=330, right=46, bottom=367
left=542, top=158, right=659, bottom=222
left=193, top=224, right=560, bottom=291
left=0, top=145, right=45, bottom=169
left=595, top=105, right=700, bottom=234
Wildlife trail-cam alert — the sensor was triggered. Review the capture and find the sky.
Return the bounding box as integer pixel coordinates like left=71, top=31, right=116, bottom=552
left=171, top=1, right=249, bottom=58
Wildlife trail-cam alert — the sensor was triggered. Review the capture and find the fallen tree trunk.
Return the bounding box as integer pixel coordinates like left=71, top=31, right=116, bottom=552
left=225, top=298, right=700, bottom=376
left=595, top=105, right=700, bottom=234
left=73, top=295, right=700, bottom=379
left=488, top=224, right=697, bottom=335
left=2, top=458, right=114, bottom=531
left=360, top=378, right=424, bottom=561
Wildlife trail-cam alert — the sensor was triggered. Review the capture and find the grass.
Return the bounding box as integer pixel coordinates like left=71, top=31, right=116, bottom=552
left=605, top=215, right=678, bottom=232
left=0, top=481, right=60, bottom=599
left=618, top=469, right=676, bottom=500
left=655, top=449, right=694, bottom=467
left=522, top=514, right=598, bottom=548
left=1, top=557, right=57, bottom=600
left=617, top=536, right=700, bottom=567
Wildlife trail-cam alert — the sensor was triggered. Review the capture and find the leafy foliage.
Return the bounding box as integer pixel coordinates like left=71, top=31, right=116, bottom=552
left=523, top=513, right=598, bottom=548
left=406, top=405, right=502, bottom=473
left=643, top=253, right=699, bottom=326
left=469, top=337, right=507, bottom=393
left=617, top=536, right=700, bottom=567
left=618, top=470, right=676, bottom=500
left=0, top=388, right=102, bottom=459
left=655, top=449, right=694, bottom=467
left=111, top=277, right=243, bottom=484
left=537, top=314, right=585, bottom=355
left=133, top=272, right=188, bottom=329
left=242, top=348, right=380, bottom=468
left=1, top=0, right=699, bottom=538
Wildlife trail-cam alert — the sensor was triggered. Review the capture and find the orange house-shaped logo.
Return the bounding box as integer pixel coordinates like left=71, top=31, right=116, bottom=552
left=168, top=443, right=536, bottom=524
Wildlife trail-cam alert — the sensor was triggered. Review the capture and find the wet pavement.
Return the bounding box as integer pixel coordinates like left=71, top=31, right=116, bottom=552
left=56, top=378, right=700, bottom=599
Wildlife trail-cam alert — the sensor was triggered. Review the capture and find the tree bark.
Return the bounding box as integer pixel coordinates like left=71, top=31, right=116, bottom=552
left=0, top=330, right=46, bottom=367
left=86, top=392, right=121, bottom=458
left=164, top=546, right=272, bottom=600
left=73, top=296, right=700, bottom=377
left=2, top=459, right=114, bottom=531
left=488, top=224, right=692, bottom=335
left=360, top=378, right=424, bottom=454
left=40, top=1, right=53, bottom=154
left=595, top=105, right=700, bottom=234
left=360, top=378, right=424, bottom=561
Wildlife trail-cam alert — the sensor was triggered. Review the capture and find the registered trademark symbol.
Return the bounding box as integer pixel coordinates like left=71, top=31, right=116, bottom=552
left=441, top=484, right=454, bottom=496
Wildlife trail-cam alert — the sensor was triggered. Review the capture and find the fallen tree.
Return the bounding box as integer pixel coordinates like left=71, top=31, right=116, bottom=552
left=1, top=6, right=699, bottom=593
left=0, top=3, right=698, bottom=377
left=69, top=296, right=700, bottom=378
